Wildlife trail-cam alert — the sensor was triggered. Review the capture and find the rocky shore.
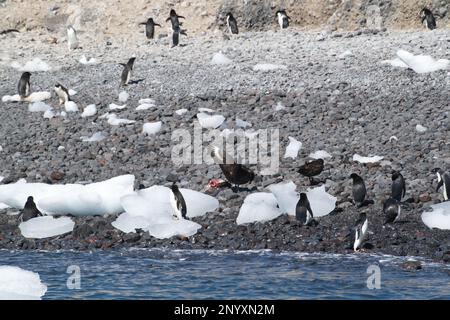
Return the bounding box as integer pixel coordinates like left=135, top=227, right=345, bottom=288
left=0, top=27, right=449, bottom=262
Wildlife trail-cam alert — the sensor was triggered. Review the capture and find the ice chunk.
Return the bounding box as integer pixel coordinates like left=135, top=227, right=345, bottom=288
left=211, top=52, right=232, bottom=65
left=353, top=154, right=384, bottom=163
left=338, top=50, right=353, bottom=59
left=43, top=109, right=55, bottom=119
left=381, top=58, right=409, bottom=69
left=79, top=55, right=97, bottom=65
left=109, top=103, right=126, bottom=110
left=136, top=103, right=155, bottom=110
left=197, top=112, right=225, bottom=129
left=421, top=202, right=450, bottom=230
left=147, top=220, right=201, bottom=239
left=0, top=176, right=3, bottom=183
left=2, top=91, right=51, bottom=103
left=143, top=122, right=162, bottom=135
left=198, top=108, right=215, bottom=113
left=416, top=124, right=428, bottom=133
left=267, top=181, right=298, bottom=215
left=28, top=101, right=51, bottom=112
left=80, top=132, right=106, bottom=142
left=0, top=175, right=135, bottom=216
left=305, top=185, right=337, bottom=217
left=19, top=216, right=75, bottom=239
left=237, top=193, right=282, bottom=225
left=274, top=102, right=285, bottom=111
left=0, top=266, right=47, bottom=300
left=118, top=91, right=129, bottom=103
left=105, top=113, right=135, bottom=126
left=253, top=64, right=287, bottom=72
left=236, top=118, right=252, bottom=129
left=11, top=58, right=51, bottom=72
left=309, top=150, right=332, bottom=159
left=284, top=137, right=302, bottom=159
left=81, top=104, right=97, bottom=117
left=64, top=101, right=79, bottom=112
left=138, top=98, right=155, bottom=105
left=385, top=50, right=450, bottom=73
left=68, top=89, right=77, bottom=96
left=175, top=108, right=188, bottom=115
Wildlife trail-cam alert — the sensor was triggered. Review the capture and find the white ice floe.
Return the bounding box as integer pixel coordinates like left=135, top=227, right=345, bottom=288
left=305, top=185, right=337, bottom=217
left=11, top=58, right=51, bottom=72
left=353, top=154, right=384, bottom=164
left=136, top=103, right=155, bottom=111
left=237, top=193, right=282, bottom=225
left=112, top=186, right=218, bottom=238
left=0, top=266, right=47, bottom=300
left=2, top=91, right=51, bottom=103
left=104, top=113, right=135, bottom=126
left=421, top=202, right=450, bottom=230
left=253, top=64, right=287, bottom=72
left=19, top=216, right=75, bottom=239
left=267, top=181, right=298, bottom=215
left=338, top=50, right=353, bottom=59
left=80, top=132, right=106, bottom=142
left=236, top=118, right=252, bottom=129
left=383, top=50, right=450, bottom=73
left=0, top=175, right=135, bottom=216
left=143, top=122, right=162, bottom=135
left=79, top=55, right=97, bottom=65
left=309, top=150, right=332, bottom=159
left=28, top=101, right=51, bottom=112
left=43, top=109, right=55, bottom=119
left=64, top=101, right=78, bottom=112
left=118, top=91, right=129, bottom=103
left=175, top=108, right=188, bottom=115
left=81, top=104, right=97, bottom=117
left=109, top=103, right=126, bottom=110
left=211, top=52, right=232, bottom=65
left=284, top=137, right=302, bottom=159
left=197, top=112, right=225, bottom=129
left=416, top=124, right=428, bottom=133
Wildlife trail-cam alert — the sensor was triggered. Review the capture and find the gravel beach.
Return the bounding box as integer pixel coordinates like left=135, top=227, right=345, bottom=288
left=0, top=26, right=449, bottom=263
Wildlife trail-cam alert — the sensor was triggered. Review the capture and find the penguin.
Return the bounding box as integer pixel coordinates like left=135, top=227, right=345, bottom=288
left=226, top=13, right=239, bottom=35
left=19, top=196, right=43, bottom=223
left=67, top=25, right=79, bottom=50
left=421, top=8, right=437, bottom=30
left=210, top=145, right=255, bottom=192
left=276, top=10, right=290, bottom=29
left=169, top=183, right=187, bottom=220
left=166, top=9, right=185, bottom=31
left=54, top=83, right=71, bottom=105
left=17, top=72, right=31, bottom=99
left=350, top=173, right=367, bottom=207
left=295, top=193, right=315, bottom=226
left=383, top=198, right=401, bottom=224
left=353, top=212, right=368, bottom=252
left=433, top=168, right=450, bottom=201
left=120, top=57, right=136, bottom=86
left=391, top=171, right=406, bottom=202
left=298, top=159, right=324, bottom=185
left=139, top=18, right=161, bottom=39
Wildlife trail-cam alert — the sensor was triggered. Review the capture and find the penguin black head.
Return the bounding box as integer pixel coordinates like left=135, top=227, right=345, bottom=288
left=432, top=168, right=442, bottom=174
left=171, top=183, right=179, bottom=193
left=26, top=196, right=34, bottom=202
left=299, top=193, right=308, bottom=201
left=21, top=72, right=31, bottom=79
left=226, top=12, right=234, bottom=18
left=350, top=173, right=360, bottom=180
left=170, top=9, right=177, bottom=16
left=391, top=170, right=401, bottom=180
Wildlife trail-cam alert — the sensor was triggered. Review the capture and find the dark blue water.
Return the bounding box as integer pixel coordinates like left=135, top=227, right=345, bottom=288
left=1, top=249, right=450, bottom=299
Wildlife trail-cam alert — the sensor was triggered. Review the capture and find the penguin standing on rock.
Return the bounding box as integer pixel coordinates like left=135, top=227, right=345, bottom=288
left=276, top=10, right=290, bottom=29
left=350, top=173, right=374, bottom=207
left=54, top=83, right=71, bottom=105
left=421, top=8, right=437, bottom=30
left=391, top=171, right=406, bottom=202
left=433, top=168, right=450, bottom=201
left=353, top=212, right=368, bottom=252
left=19, top=196, right=43, bottom=223
left=17, top=72, right=31, bottom=99
left=120, top=57, right=136, bottom=86
left=169, top=183, right=187, bottom=220
left=296, top=193, right=316, bottom=226
left=139, top=18, right=161, bottom=40
left=226, top=13, right=239, bottom=35
left=383, top=198, right=401, bottom=224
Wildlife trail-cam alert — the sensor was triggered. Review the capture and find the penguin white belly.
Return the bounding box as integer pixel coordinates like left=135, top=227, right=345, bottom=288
left=169, top=191, right=182, bottom=219
left=67, top=28, right=79, bottom=50
left=444, top=183, right=448, bottom=201
left=25, top=82, right=30, bottom=97
left=277, top=14, right=284, bottom=29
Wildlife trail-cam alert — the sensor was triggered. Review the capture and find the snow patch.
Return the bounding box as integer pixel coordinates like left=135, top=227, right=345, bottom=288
left=175, top=108, right=188, bottom=115
left=118, top=91, right=129, bottom=103
left=253, top=64, right=287, bottom=72
left=64, top=101, right=79, bottom=112
left=309, top=150, right=332, bottom=159
left=143, top=122, right=162, bottom=135
left=383, top=50, right=450, bottom=73
left=197, top=113, right=225, bottom=129
left=79, top=55, right=97, bottom=65
left=284, top=137, right=302, bottom=159
left=81, top=104, right=97, bottom=118
left=28, top=101, right=51, bottom=112
left=11, top=58, right=51, bottom=72
left=0, top=266, right=47, bottom=300
left=80, top=132, right=106, bottom=142
left=416, top=124, right=428, bottom=133
left=353, top=154, right=384, bottom=163
left=422, top=202, right=450, bottom=230
left=109, top=103, right=126, bottom=110
left=211, top=52, right=232, bottom=65
left=237, top=193, right=282, bottom=225
left=2, top=92, right=51, bottom=103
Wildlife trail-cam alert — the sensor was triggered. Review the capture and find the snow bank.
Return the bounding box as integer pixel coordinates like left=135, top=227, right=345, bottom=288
left=353, top=154, right=384, bottom=164
left=19, top=216, right=75, bottom=239
left=11, top=58, right=51, bottom=72
left=0, top=175, right=135, bottom=216
left=309, top=150, right=332, bottom=159
left=211, top=52, right=232, bottom=65
left=143, top=122, right=162, bottom=135
left=237, top=193, right=282, bottom=225
left=0, top=266, right=47, bottom=300
left=421, top=202, right=450, bottom=230
left=253, top=64, right=287, bottom=72
left=28, top=101, right=51, bottom=112
left=2, top=91, right=51, bottom=103
left=284, top=137, right=302, bottom=159
left=80, top=132, right=106, bottom=142
left=197, top=112, right=225, bottom=129
left=81, top=104, right=97, bottom=117
left=384, top=50, right=450, bottom=73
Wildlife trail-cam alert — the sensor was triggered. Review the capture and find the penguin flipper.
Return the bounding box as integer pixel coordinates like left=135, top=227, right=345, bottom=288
left=165, top=17, right=171, bottom=22
left=178, top=15, right=186, bottom=19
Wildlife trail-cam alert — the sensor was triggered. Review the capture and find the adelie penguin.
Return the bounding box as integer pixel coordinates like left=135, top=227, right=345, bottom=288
left=421, top=8, right=437, bottom=30
left=120, top=57, right=136, bottom=86
left=350, top=173, right=373, bottom=207
left=295, top=193, right=316, bottom=226
left=166, top=9, right=187, bottom=47
left=298, top=159, right=324, bottom=185
left=383, top=198, right=401, bottom=225
left=169, top=183, right=187, bottom=220
left=19, top=196, right=43, bottom=223
left=433, top=168, right=450, bottom=201
left=391, top=170, right=406, bottom=202
left=18, top=72, right=31, bottom=99
left=139, top=18, right=161, bottom=40
left=353, top=212, right=368, bottom=252
left=226, top=13, right=239, bottom=35
left=276, top=10, right=290, bottom=29
left=54, top=83, right=71, bottom=105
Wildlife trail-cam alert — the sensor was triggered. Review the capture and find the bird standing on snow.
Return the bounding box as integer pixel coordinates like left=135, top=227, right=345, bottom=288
left=276, top=10, right=290, bottom=29
left=67, top=25, right=79, bottom=50
left=17, top=72, right=31, bottom=99
left=353, top=212, right=368, bottom=252
left=420, top=8, right=437, bottom=30
left=391, top=171, right=406, bottom=202
left=19, top=196, right=43, bottom=222
left=383, top=198, right=401, bottom=224
left=298, top=159, right=324, bottom=185
left=169, top=183, right=187, bottom=220
left=120, top=57, right=136, bottom=86
left=226, top=13, right=239, bottom=35
left=54, top=83, right=71, bottom=105
left=139, top=18, right=161, bottom=40
left=433, top=168, right=449, bottom=201
left=296, top=193, right=316, bottom=226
